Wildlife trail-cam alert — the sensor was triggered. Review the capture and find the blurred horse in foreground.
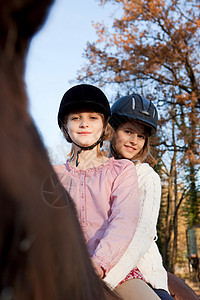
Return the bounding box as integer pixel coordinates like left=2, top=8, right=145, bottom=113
left=0, top=0, right=198, bottom=299
left=0, top=0, right=119, bottom=299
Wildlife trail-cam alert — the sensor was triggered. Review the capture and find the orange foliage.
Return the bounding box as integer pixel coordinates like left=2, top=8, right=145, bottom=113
left=77, top=0, right=200, bottom=172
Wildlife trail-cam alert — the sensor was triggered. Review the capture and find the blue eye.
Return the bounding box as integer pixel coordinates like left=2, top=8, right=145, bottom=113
left=89, top=114, right=99, bottom=120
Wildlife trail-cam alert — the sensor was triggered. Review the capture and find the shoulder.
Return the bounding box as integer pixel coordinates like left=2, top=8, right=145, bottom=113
left=113, top=158, right=136, bottom=170
left=53, top=164, right=67, bottom=174
left=111, top=158, right=137, bottom=177
left=136, top=164, right=161, bottom=205
left=135, top=163, right=160, bottom=185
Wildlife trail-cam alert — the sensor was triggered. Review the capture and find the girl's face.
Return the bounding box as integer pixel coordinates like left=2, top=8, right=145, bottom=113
left=66, top=110, right=104, bottom=147
left=114, top=120, right=147, bottom=160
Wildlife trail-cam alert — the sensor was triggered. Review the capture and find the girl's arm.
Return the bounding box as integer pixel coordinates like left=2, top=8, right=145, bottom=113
left=92, top=160, right=140, bottom=277
left=104, top=164, right=161, bottom=288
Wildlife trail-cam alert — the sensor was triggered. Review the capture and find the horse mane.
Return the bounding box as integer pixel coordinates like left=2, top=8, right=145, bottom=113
left=0, top=1, right=120, bottom=299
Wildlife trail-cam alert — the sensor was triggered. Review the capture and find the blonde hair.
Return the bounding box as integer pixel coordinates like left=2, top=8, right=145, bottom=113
left=61, top=112, right=114, bottom=159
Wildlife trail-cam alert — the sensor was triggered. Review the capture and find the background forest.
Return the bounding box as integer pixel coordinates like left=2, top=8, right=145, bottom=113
left=76, top=0, right=200, bottom=279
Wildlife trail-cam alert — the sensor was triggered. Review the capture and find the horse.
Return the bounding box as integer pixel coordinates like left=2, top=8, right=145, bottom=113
left=0, top=0, right=198, bottom=299
left=167, top=272, right=199, bottom=300
left=0, top=0, right=120, bottom=299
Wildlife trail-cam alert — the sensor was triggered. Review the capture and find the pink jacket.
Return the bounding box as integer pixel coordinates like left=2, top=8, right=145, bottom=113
left=54, top=157, right=139, bottom=275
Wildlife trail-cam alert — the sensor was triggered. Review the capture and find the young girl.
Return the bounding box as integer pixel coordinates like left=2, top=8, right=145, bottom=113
left=104, top=93, right=174, bottom=300
left=54, top=84, right=160, bottom=300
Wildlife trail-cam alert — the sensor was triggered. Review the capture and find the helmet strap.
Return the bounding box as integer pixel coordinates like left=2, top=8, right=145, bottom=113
left=75, top=149, right=82, bottom=167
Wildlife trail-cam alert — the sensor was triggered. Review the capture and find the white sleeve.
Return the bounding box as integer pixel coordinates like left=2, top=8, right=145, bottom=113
left=104, top=164, right=161, bottom=288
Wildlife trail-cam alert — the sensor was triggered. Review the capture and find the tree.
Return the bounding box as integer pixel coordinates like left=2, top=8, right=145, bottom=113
left=77, top=0, right=200, bottom=270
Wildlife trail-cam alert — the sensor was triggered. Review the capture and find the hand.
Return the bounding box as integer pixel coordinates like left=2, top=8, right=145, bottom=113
left=91, top=258, right=104, bottom=278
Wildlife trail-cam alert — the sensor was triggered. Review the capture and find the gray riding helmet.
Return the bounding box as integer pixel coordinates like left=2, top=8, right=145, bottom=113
left=109, top=93, right=158, bottom=136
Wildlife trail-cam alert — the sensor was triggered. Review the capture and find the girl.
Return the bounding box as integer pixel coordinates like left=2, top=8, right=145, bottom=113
left=104, top=93, right=174, bottom=300
left=54, top=84, right=160, bottom=300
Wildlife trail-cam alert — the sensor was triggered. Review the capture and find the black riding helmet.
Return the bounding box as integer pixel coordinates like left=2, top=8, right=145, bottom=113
left=58, top=84, right=111, bottom=128
left=109, top=93, right=158, bottom=136
left=57, top=84, right=111, bottom=166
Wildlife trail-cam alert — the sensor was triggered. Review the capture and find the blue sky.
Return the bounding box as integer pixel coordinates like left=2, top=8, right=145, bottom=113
left=25, top=0, right=200, bottom=184
left=25, top=0, right=116, bottom=164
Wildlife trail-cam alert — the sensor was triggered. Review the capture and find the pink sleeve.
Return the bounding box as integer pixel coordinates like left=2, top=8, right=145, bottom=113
left=92, top=160, right=139, bottom=275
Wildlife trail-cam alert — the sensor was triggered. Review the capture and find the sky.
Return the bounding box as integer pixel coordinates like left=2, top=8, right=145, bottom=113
left=25, top=0, right=117, bottom=164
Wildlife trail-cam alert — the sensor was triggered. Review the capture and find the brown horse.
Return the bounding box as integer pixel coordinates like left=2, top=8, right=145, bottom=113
left=167, top=272, right=199, bottom=300
left=0, top=0, right=120, bottom=299
left=0, top=0, right=198, bottom=299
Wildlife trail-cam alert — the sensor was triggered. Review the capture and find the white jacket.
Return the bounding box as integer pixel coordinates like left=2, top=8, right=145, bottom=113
left=104, top=163, right=169, bottom=292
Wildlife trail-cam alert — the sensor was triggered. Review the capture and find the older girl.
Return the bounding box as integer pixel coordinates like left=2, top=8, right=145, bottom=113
left=105, top=93, right=174, bottom=300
